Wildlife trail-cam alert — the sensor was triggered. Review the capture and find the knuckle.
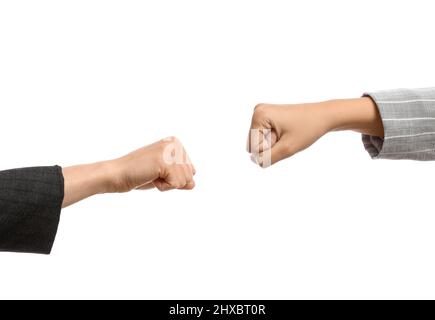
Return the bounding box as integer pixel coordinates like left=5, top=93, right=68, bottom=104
left=166, top=135, right=177, bottom=142
left=254, top=103, right=266, bottom=111
left=158, top=139, right=171, bottom=151
left=253, top=104, right=269, bottom=118
left=171, top=180, right=183, bottom=189
left=172, top=136, right=182, bottom=146
left=161, top=136, right=181, bottom=148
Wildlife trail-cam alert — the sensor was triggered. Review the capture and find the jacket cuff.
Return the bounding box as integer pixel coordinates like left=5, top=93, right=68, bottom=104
left=0, top=165, right=64, bottom=254
left=362, top=87, right=435, bottom=160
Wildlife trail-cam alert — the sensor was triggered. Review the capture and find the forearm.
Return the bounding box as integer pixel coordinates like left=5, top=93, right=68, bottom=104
left=62, top=161, right=114, bottom=208
left=248, top=95, right=386, bottom=166
left=324, top=97, right=384, bottom=137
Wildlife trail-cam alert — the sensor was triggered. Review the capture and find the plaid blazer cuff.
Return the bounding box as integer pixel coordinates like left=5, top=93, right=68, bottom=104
left=362, top=87, right=435, bottom=160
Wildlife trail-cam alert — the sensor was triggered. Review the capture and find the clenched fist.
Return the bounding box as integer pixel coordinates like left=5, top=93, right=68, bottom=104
left=110, top=136, right=196, bottom=192
left=247, top=98, right=384, bottom=167
left=62, top=136, right=196, bottom=207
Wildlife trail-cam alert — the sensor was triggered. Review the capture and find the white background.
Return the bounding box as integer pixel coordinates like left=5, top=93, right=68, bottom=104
left=0, top=0, right=435, bottom=299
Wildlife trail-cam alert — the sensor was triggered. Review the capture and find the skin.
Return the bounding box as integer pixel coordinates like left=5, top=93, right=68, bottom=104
left=62, top=136, right=196, bottom=208
left=247, top=97, right=384, bottom=167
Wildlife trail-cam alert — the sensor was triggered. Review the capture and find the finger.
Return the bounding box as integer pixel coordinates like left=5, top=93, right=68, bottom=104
left=170, top=167, right=188, bottom=189
left=181, top=180, right=195, bottom=190
left=247, top=104, right=269, bottom=152
left=255, top=139, right=293, bottom=168
left=190, top=162, right=196, bottom=176
left=253, top=128, right=265, bottom=154
left=181, top=163, right=190, bottom=176
left=187, top=166, right=195, bottom=182
left=247, top=127, right=263, bottom=153
left=247, top=114, right=260, bottom=152
left=154, top=178, right=175, bottom=192
left=248, top=126, right=278, bottom=154
left=182, top=164, right=194, bottom=183
left=247, top=127, right=259, bottom=153
left=185, top=153, right=196, bottom=175
left=256, top=129, right=278, bottom=153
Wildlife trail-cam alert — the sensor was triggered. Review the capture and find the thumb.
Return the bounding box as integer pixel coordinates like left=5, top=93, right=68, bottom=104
left=135, top=182, right=155, bottom=190
left=153, top=178, right=175, bottom=192
left=136, top=178, right=175, bottom=192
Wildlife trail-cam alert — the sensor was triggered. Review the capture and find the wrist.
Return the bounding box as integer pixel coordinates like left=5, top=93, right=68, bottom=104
left=102, top=147, right=162, bottom=193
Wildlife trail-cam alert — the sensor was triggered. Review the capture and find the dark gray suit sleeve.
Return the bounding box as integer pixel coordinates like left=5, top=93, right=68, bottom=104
left=0, top=166, right=64, bottom=254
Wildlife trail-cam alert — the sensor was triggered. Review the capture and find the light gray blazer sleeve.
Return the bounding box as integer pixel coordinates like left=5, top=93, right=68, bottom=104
left=362, top=87, right=435, bottom=160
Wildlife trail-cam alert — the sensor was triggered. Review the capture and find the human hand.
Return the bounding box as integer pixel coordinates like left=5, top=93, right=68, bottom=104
left=62, top=136, right=196, bottom=207
left=247, top=103, right=330, bottom=167
left=247, top=98, right=383, bottom=167
left=109, top=136, right=196, bottom=192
